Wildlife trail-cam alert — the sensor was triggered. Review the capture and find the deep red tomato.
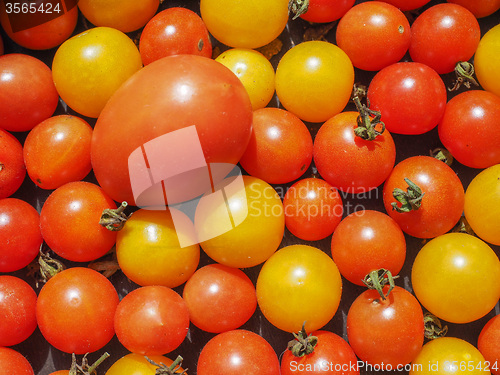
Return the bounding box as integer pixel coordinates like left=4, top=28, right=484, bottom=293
left=40, top=181, right=117, bottom=262
left=478, top=314, right=500, bottom=375
left=290, top=0, right=355, bottom=23
left=283, top=178, right=343, bottom=241
left=367, top=62, right=447, bottom=135
left=409, top=3, right=480, bottom=74
left=377, top=0, right=431, bottom=11
left=313, top=111, right=396, bottom=194
left=239, top=107, right=313, bottom=184
left=0, top=54, right=59, bottom=132
left=336, top=1, right=411, bottom=71
left=0, top=347, right=34, bottom=375
left=347, top=286, right=424, bottom=368
left=383, top=156, right=464, bottom=238
left=197, top=330, right=280, bottom=375
left=0, top=128, right=25, bottom=198
left=114, top=285, right=189, bottom=355
left=330, top=210, right=406, bottom=286
left=438, top=90, right=500, bottom=169
left=24, top=115, right=93, bottom=189
left=0, top=276, right=37, bottom=346
left=0, top=198, right=42, bottom=272
left=447, top=0, right=500, bottom=18
left=139, top=7, right=212, bottom=65
left=36, top=267, right=119, bottom=354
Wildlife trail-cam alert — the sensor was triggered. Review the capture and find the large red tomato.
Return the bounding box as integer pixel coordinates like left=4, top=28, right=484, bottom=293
left=91, top=54, right=252, bottom=205
left=0, top=348, right=34, bottom=375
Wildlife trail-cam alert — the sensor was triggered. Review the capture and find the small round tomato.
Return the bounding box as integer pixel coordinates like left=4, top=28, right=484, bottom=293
left=283, top=178, right=343, bottom=241
left=275, top=41, right=354, bottom=123
left=0, top=54, right=59, bottom=132
left=464, top=164, right=500, bottom=246
left=215, top=48, right=275, bottom=110
left=336, top=1, right=411, bottom=71
left=290, top=0, right=354, bottom=23
left=200, top=0, right=288, bottom=48
left=52, top=27, right=142, bottom=118
left=256, top=244, right=342, bottom=333
left=383, top=156, right=464, bottom=238
left=0, top=128, right=25, bottom=198
left=331, top=210, right=406, bottom=286
left=23, top=115, right=92, bottom=189
left=474, top=24, right=500, bottom=98
left=376, top=0, right=431, bottom=11
left=0, top=347, right=34, bottom=375
left=114, top=286, right=189, bottom=355
left=140, top=7, right=212, bottom=65
left=197, top=330, right=280, bottom=375
left=313, top=111, right=396, bottom=194
left=40, top=181, right=117, bottom=262
left=183, top=264, right=257, bottom=333
left=447, top=0, right=500, bottom=18
left=478, top=315, right=500, bottom=375
left=412, top=233, right=500, bottom=323
left=0, top=276, right=37, bottom=346
left=36, top=267, right=119, bottom=354
left=0, top=198, right=42, bottom=272
left=239, top=108, right=313, bottom=184
left=116, top=208, right=200, bottom=288
left=106, top=353, right=186, bottom=375
left=409, top=3, right=480, bottom=74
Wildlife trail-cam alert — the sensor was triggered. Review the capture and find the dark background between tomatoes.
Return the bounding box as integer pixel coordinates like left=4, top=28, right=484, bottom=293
left=1, top=0, right=499, bottom=374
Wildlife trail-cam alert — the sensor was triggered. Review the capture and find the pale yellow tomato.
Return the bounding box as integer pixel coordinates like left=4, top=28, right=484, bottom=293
left=106, top=353, right=185, bottom=375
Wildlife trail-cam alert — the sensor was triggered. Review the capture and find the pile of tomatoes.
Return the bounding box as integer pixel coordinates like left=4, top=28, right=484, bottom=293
left=1, top=0, right=500, bottom=374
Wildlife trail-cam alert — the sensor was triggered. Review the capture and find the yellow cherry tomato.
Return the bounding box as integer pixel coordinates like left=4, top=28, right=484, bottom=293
left=215, top=48, right=275, bottom=110
left=475, top=24, right=500, bottom=98
left=106, top=353, right=185, bottom=375
left=52, top=27, right=142, bottom=118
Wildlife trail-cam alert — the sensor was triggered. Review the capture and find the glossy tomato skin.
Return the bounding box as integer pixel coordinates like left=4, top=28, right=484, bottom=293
left=114, top=286, right=189, bottom=355
left=36, top=267, right=119, bottom=354
left=412, top=233, right=500, bottom=323
left=377, top=0, right=431, bottom=11
left=183, top=264, right=257, bottom=333
left=140, top=7, right=212, bottom=65
left=197, top=330, right=280, bottom=375
left=0, top=347, right=34, bottom=375
left=475, top=24, right=500, bottom=99
left=0, top=198, right=42, bottom=272
left=336, top=1, right=411, bottom=71
left=298, top=0, right=355, bottom=23
left=0, top=54, right=59, bottom=132
left=313, top=112, right=396, bottom=194
left=281, top=330, right=359, bottom=375
left=478, top=315, right=500, bottom=375
left=409, top=3, right=480, bottom=74
left=347, top=286, right=424, bottom=368
left=368, top=62, right=447, bottom=135
left=106, top=353, right=185, bottom=375
left=239, top=108, right=313, bottom=184
left=0, top=128, right=25, bottom=198
left=383, top=156, right=464, bottom=238
left=447, top=0, right=500, bottom=18
left=330, top=210, right=406, bottom=286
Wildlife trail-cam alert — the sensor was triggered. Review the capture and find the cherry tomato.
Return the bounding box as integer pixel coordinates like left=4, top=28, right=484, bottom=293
left=215, top=48, right=275, bottom=110
left=116, top=208, right=200, bottom=288
left=183, top=264, right=257, bottom=333
left=140, top=7, right=212, bottom=65
left=239, top=108, right=313, bottom=184
left=114, top=285, right=189, bottom=355
left=197, top=330, right=280, bottom=375
left=347, top=286, right=424, bottom=368
left=409, top=3, right=480, bottom=74
left=478, top=314, right=500, bottom=375
left=336, top=1, right=411, bottom=71
left=376, top=0, right=431, bottom=11
left=330, top=210, right=406, bottom=286
left=0, top=276, right=37, bottom=346
left=313, top=111, right=396, bottom=194
left=106, top=353, right=186, bottom=375
left=0, top=54, right=58, bottom=132
left=36, top=267, right=119, bottom=354
left=283, top=178, right=343, bottom=241
left=474, top=24, right=500, bottom=98
left=40, top=181, right=117, bottom=262
left=383, top=156, right=464, bottom=238
left=0, top=128, right=25, bottom=198
left=23, top=115, right=92, bottom=189
left=464, top=164, right=500, bottom=246
left=0, top=347, right=34, bottom=375
left=447, top=0, right=500, bottom=18
left=0, top=198, right=42, bottom=272
left=367, top=62, right=447, bottom=135
left=290, top=0, right=355, bottom=23
left=275, top=41, right=354, bottom=123
left=256, top=244, right=342, bottom=333
left=195, top=175, right=285, bottom=268
left=200, top=0, right=288, bottom=48
left=412, top=233, right=500, bottom=323
left=52, top=27, right=142, bottom=118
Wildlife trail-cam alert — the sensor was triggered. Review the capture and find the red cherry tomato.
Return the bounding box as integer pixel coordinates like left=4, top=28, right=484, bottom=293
left=0, top=347, right=34, bottom=375
left=292, top=0, right=355, bottom=23
left=478, top=314, right=500, bottom=375
left=0, top=198, right=42, bottom=272
left=377, top=0, right=431, bottom=11
left=139, top=7, right=212, bottom=65
left=0, top=128, right=25, bottom=198
left=447, top=0, right=500, bottom=18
